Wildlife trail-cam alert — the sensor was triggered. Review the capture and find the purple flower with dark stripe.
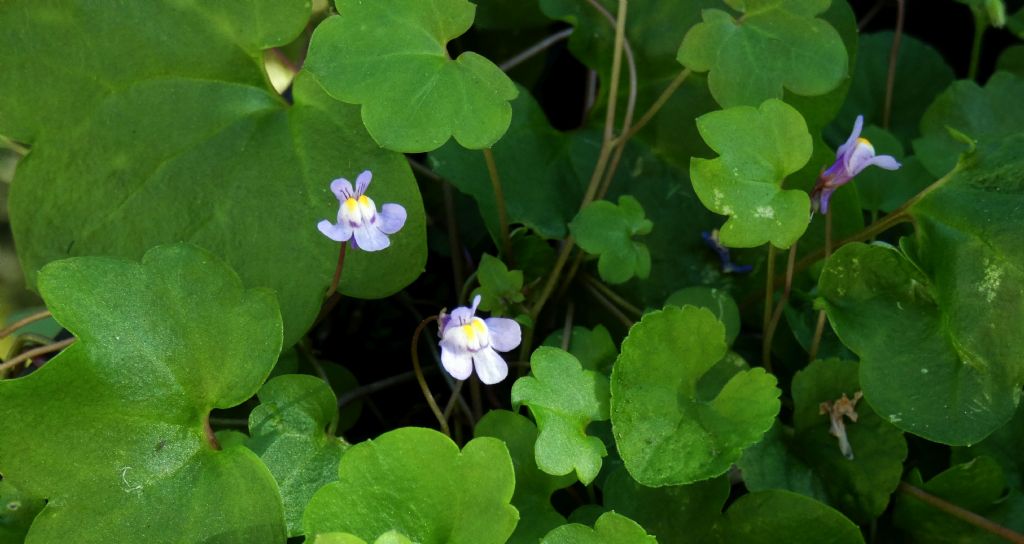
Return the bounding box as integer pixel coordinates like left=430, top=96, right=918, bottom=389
left=811, top=115, right=901, bottom=214
left=318, top=170, right=406, bottom=251
left=438, top=295, right=521, bottom=384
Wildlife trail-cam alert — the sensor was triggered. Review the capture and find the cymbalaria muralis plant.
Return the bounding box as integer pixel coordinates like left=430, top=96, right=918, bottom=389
left=1, top=0, right=1023, bottom=542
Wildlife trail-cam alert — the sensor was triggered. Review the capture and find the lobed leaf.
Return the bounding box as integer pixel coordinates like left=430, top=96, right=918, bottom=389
left=570, top=196, right=654, bottom=285
left=471, top=254, right=525, bottom=316
left=540, top=512, right=657, bottom=544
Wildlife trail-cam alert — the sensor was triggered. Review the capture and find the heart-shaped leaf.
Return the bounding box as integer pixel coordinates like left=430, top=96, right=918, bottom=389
left=0, top=244, right=287, bottom=543
left=611, top=305, right=780, bottom=486
left=305, top=0, right=518, bottom=152
left=540, top=512, right=656, bottom=544
left=690, top=99, right=813, bottom=249
left=713, top=490, right=864, bottom=543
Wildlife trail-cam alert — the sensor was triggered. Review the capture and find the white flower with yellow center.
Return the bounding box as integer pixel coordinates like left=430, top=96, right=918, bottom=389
left=438, top=295, right=521, bottom=384
left=317, top=170, right=406, bottom=251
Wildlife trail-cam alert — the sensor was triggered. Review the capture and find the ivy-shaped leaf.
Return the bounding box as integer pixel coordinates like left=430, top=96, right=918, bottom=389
left=713, top=490, right=865, bottom=544
left=690, top=99, right=813, bottom=249
left=678, top=0, right=848, bottom=108
left=305, top=0, right=518, bottom=152
left=570, top=196, right=653, bottom=285
left=913, top=71, right=1024, bottom=176
left=602, top=467, right=729, bottom=543
left=512, top=347, right=611, bottom=485
left=0, top=244, right=287, bottom=543
left=11, top=72, right=426, bottom=348
left=246, top=374, right=349, bottom=537
left=739, top=359, right=907, bottom=523
left=542, top=325, right=618, bottom=373
left=471, top=254, right=525, bottom=316
left=475, top=410, right=575, bottom=544
left=303, top=427, right=518, bottom=543
left=665, top=287, right=741, bottom=346
left=540, top=512, right=657, bottom=544
left=314, top=530, right=415, bottom=544
left=611, top=306, right=780, bottom=486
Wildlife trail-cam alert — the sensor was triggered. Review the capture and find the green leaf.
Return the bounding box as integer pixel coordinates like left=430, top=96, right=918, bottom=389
left=894, top=457, right=1024, bottom=542
left=246, top=374, right=349, bottom=537
left=304, top=0, right=518, bottom=152
left=471, top=254, right=525, bottom=316
left=602, top=467, right=729, bottom=543
left=475, top=410, right=575, bottom=544
left=611, top=306, right=780, bottom=486
left=913, top=71, right=1024, bottom=177
left=11, top=73, right=426, bottom=347
left=303, top=427, right=518, bottom=543
left=511, top=347, right=611, bottom=485
left=996, top=45, right=1024, bottom=77
left=741, top=359, right=906, bottom=523
left=314, top=531, right=416, bottom=544
left=542, top=325, right=618, bottom=373
left=0, top=478, right=44, bottom=544
left=665, top=287, right=741, bottom=346
left=541, top=512, right=657, bottom=544
left=690, top=99, right=813, bottom=249
left=713, top=490, right=865, bottom=544
left=570, top=196, right=654, bottom=285
left=831, top=32, right=954, bottom=147
left=0, top=0, right=309, bottom=142
left=0, top=244, right=286, bottom=543
left=431, top=87, right=585, bottom=240
left=952, top=404, right=1024, bottom=490
left=678, top=0, right=847, bottom=108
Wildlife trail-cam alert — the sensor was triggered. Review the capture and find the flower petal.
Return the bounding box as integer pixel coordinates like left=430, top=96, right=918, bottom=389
left=378, top=203, right=407, bottom=235
left=441, top=344, right=473, bottom=381
left=864, top=155, right=901, bottom=170
left=329, top=178, right=354, bottom=201
left=470, top=294, right=482, bottom=314
left=472, top=348, right=509, bottom=385
left=352, top=223, right=391, bottom=252
left=355, top=170, right=373, bottom=196
left=835, top=115, right=864, bottom=160
left=485, top=317, right=521, bottom=352
left=845, top=141, right=878, bottom=177
left=317, top=220, right=352, bottom=242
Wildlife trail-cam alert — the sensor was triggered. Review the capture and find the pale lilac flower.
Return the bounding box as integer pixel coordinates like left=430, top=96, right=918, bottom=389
left=438, top=295, right=521, bottom=385
left=811, top=115, right=901, bottom=214
left=318, top=170, right=406, bottom=251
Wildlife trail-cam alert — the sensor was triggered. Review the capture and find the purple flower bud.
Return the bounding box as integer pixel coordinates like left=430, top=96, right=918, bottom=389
left=438, top=294, right=522, bottom=384
left=811, top=116, right=901, bottom=214
left=317, top=170, right=407, bottom=251
left=702, top=230, right=752, bottom=274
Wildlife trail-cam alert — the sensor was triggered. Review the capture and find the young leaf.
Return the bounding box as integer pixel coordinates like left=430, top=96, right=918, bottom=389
left=913, top=71, right=1024, bottom=176
left=10, top=73, right=426, bottom=347
left=246, top=375, right=349, bottom=537
left=689, top=99, right=813, bottom=249
left=611, top=306, right=780, bottom=486
left=570, top=196, right=653, bottom=285
left=471, top=254, right=525, bottom=316
left=304, top=0, right=518, bottom=152
left=740, top=359, right=907, bottom=523
left=511, top=347, right=611, bottom=485
left=303, top=427, right=518, bottom=543
left=475, top=410, right=575, bottom=544
left=542, top=325, right=618, bottom=373
left=713, top=490, right=865, bottom=544
left=602, top=467, right=729, bottom=543
left=0, top=244, right=287, bottom=543
left=678, top=0, right=847, bottom=108
left=540, top=512, right=657, bottom=544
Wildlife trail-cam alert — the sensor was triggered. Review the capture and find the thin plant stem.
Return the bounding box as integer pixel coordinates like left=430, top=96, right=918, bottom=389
left=762, top=243, right=799, bottom=373
left=583, top=274, right=643, bottom=318
left=969, top=9, right=986, bottom=80
left=808, top=210, right=833, bottom=361
left=530, top=237, right=575, bottom=322
left=616, top=68, right=691, bottom=144
left=883, top=0, right=906, bottom=129
left=442, top=379, right=466, bottom=421
left=561, top=301, right=576, bottom=351
left=898, top=482, right=1024, bottom=543
left=470, top=376, right=483, bottom=423
left=442, top=181, right=467, bottom=300
left=0, top=337, right=76, bottom=377
left=203, top=415, right=222, bottom=451
left=338, top=369, right=426, bottom=408
left=209, top=417, right=249, bottom=428
left=499, top=27, right=574, bottom=71
left=858, top=0, right=885, bottom=31
left=0, top=135, right=28, bottom=156
left=410, top=316, right=450, bottom=436
left=583, top=280, right=634, bottom=329
left=762, top=245, right=778, bottom=369
left=325, top=242, right=348, bottom=299
left=0, top=309, right=52, bottom=340
left=483, top=147, right=514, bottom=263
